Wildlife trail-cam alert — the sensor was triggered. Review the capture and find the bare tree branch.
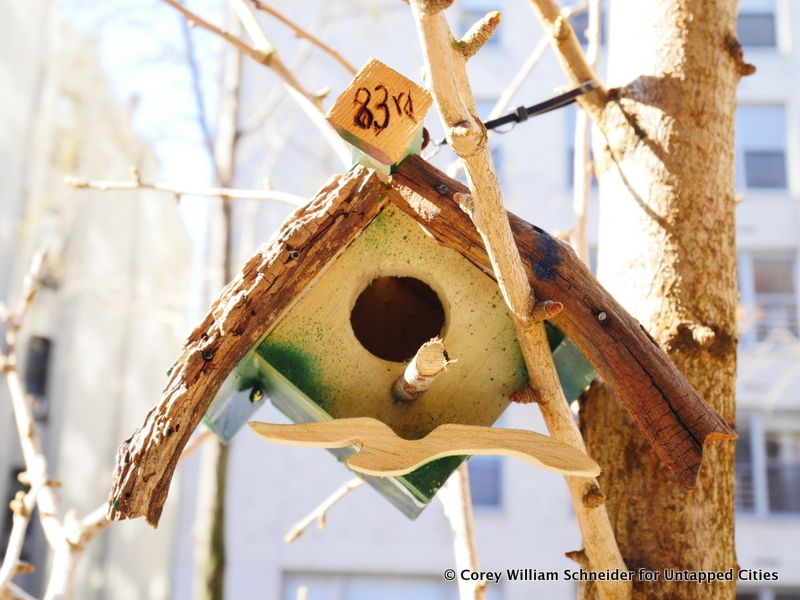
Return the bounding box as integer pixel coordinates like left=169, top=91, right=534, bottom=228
left=439, top=464, right=486, bottom=600
left=158, top=0, right=350, bottom=165
left=161, top=0, right=272, bottom=64
left=569, top=0, right=601, bottom=264
left=0, top=249, right=214, bottom=599
left=488, top=2, right=586, bottom=119
left=64, top=173, right=306, bottom=205
left=284, top=478, right=364, bottom=543
left=248, top=0, right=357, bottom=74
left=525, top=0, right=606, bottom=125
left=0, top=484, right=39, bottom=593
left=406, top=3, right=629, bottom=598
left=5, top=581, right=37, bottom=600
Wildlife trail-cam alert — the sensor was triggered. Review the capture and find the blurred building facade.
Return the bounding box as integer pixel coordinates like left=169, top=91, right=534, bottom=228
left=3, top=1, right=798, bottom=600
left=0, top=2, right=191, bottom=598
left=171, top=1, right=800, bottom=599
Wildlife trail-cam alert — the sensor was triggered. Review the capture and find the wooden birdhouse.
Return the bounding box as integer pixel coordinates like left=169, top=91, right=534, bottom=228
left=107, top=64, right=735, bottom=528
left=201, top=181, right=595, bottom=517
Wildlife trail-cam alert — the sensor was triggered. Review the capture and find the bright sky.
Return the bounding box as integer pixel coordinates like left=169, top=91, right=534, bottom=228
left=57, top=0, right=226, bottom=318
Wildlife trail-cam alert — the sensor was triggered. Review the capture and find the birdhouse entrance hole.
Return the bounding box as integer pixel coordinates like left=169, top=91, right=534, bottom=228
left=350, top=276, right=445, bottom=362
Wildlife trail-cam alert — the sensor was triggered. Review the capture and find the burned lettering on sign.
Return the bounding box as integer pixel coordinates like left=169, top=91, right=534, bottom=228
left=353, top=84, right=417, bottom=135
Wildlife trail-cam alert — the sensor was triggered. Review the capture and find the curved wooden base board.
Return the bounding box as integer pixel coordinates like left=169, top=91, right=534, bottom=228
left=248, top=417, right=601, bottom=478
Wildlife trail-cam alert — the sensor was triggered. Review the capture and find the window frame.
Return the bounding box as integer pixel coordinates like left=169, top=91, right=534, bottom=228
left=736, top=412, right=800, bottom=519
left=737, top=250, right=799, bottom=347
left=735, top=104, right=789, bottom=192
left=737, top=10, right=778, bottom=49
left=467, top=454, right=504, bottom=510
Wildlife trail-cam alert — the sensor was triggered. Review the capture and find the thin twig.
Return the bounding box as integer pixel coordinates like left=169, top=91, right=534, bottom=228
left=158, top=0, right=350, bottom=166
left=284, top=478, right=364, bottom=543
left=488, top=2, right=586, bottom=119
left=5, top=582, right=37, bottom=600
left=65, top=430, right=212, bottom=552
left=248, top=0, right=357, bottom=74
left=525, top=0, right=606, bottom=125
left=439, top=464, right=486, bottom=600
left=180, top=13, right=220, bottom=181
left=0, top=484, right=40, bottom=593
left=161, top=0, right=273, bottom=64
left=64, top=174, right=306, bottom=205
left=0, top=252, right=66, bottom=598
left=569, top=0, right=601, bottom=264
left=407, top=3, right=629, bottom=599
left=229, top=0, right=351, bottom=166
left=0, top=250, right=215, bottom=598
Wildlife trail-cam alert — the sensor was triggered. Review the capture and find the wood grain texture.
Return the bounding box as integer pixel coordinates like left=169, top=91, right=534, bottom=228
left=107, top=167, right=387, bottom=525
left=392, top=337, right=452, bottom=402
left=390, top=155, right=736, bottom=489
left=326, top=59, right=432, bottom=164
left=248, top=417, right=601, bottom=477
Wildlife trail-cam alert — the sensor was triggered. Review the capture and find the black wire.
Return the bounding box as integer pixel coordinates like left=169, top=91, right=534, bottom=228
left=483, top=80, right=596, bottom=131
left=424, top=81, right=596, bottom=152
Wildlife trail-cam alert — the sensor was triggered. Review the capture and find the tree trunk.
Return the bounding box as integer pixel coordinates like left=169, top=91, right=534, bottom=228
left=580, top=0, right=747, bottom=598
left=193, top=9, right=243, bottom=600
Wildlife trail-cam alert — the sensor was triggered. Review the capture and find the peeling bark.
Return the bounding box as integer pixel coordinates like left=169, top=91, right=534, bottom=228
left=107, top=167, right=387, bottom=526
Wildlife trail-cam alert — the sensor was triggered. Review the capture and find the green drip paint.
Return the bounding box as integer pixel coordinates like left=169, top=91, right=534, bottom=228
left=401, top=455, right=467, bottom=501
left=255, top=340, right=330, bottom=412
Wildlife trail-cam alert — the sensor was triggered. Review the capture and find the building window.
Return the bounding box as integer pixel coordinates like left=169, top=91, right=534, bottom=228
left=457, top=1, right=500, bottom=47
left=737, top=0, right=777, bottom=48
left=468, top=455, right=503, bottom=508
left=738, top=252, right=798, bottom=345
left=23, top=336, right=52, bottom=422
left=766, top=430, right=800, bottom=513
left=736, top=413, right=800, bottom=517
left=736, top=419, right=756, bottom=512
left=735, top=106, right=787, bottom=190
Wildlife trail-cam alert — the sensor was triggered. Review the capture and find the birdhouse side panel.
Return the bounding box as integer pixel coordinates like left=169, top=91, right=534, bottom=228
left=260, top=204, right=527, bottom=440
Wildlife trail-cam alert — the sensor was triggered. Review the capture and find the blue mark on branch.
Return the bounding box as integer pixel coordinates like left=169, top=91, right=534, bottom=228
left=529, top=227, right=562, bottom=282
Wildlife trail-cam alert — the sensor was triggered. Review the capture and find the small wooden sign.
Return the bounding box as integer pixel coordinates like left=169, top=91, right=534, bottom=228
left=326, top=59, right=433, bottom=165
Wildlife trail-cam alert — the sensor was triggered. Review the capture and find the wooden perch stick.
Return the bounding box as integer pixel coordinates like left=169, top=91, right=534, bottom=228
left=406, top=3, right=628, bottom=597
left=248, top=0, right=357, bottom=74
left=64, top=173, right=306, bottom=205
left=284, top=478, right=364, bottom=543
left=392, top=337, right=452, bottom=402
